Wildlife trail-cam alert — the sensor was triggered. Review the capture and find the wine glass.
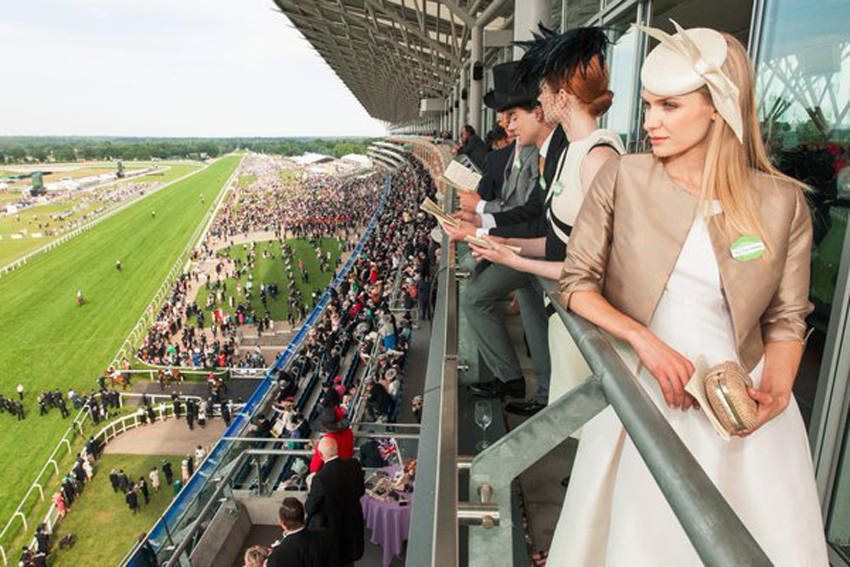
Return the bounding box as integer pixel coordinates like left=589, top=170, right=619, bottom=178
left=474, top=400, right=493, bottom=451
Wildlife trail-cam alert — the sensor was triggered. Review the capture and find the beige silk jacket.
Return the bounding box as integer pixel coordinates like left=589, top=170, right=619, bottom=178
left=556, top=153, right=813, bottom=372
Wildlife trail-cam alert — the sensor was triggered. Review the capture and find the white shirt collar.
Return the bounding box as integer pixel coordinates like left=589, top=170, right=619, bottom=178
left=284, top=526, right=305, bottom=538
left=539, top=128, right=555, bottom=157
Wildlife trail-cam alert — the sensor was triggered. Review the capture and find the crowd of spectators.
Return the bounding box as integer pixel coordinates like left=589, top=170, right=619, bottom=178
left=236, top=158, right=437, bottom=567
left=17, top=181, right=152, bottom=237
left=135, top=154, right=387, bottom=370
left=19, top=437, right=103, bottom=566
left=1, top=385, right=122, bottom=424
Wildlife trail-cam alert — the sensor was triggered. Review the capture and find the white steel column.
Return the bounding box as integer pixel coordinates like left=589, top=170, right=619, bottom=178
left=469, top=25, right=484, bottom=134
left=513, top=0, right=551, bottom=59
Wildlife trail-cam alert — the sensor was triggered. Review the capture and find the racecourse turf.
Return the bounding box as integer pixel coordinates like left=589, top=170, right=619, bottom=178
left=47, top=453, right=176, bottom=566
left=193, top=237, right=341, bottom=322
left=0, top=155, right=240, bottom=540
left=0, top=162, right=204, bottom=266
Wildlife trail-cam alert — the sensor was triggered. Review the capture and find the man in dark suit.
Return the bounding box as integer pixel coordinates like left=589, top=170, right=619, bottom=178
left=476, top=125, right=514, bottom=203
left=266, top=498, right=333, bottom=567
left=453, top=124, right=488, bottom=171
left=305, top=437, right=365, bottom=567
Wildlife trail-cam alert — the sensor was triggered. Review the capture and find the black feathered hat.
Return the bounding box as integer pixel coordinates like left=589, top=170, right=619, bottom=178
left=515, top=25, right=611, bottom=92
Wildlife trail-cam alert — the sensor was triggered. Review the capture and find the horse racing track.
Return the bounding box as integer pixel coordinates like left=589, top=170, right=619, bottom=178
left=0, top=155, right=241, bottom=549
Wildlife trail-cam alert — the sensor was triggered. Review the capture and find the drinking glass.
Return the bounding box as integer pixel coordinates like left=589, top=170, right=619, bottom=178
left=474, top=400, right=493, bottom=451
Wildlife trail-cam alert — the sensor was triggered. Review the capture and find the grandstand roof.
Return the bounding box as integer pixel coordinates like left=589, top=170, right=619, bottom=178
left=273, top=0, right=514, bottom=124
left=291, top=152, right=335, bottom=165
left=341, top=153, right=372, bottom=165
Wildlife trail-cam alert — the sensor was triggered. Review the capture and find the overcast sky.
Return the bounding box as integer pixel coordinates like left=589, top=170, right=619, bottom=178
left=1, top=0, right=387, bottom=137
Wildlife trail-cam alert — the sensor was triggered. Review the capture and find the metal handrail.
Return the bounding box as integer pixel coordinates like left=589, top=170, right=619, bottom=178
left=546, top=289, right=771, bottom=565
left=462, top=280, right=772, bottom=566
left=433, top=185, right=459, bottom=567
left=162, top=447, right=310, bottom=566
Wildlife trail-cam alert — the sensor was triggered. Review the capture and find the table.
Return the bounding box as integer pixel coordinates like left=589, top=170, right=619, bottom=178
left=361, top=471, right=414, bottom=567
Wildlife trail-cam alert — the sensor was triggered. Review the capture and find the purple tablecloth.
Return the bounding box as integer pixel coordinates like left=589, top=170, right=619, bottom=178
left=361, top=474, right=414, bottom=567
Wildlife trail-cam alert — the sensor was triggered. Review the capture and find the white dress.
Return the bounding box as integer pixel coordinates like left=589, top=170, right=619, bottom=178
left=548, top=213, right=829, bottom=566
left=546, top=130, right=625, bottom=414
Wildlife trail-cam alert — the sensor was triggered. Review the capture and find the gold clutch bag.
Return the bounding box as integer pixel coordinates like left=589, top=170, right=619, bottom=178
left=703, top=362, right=758, bottom=434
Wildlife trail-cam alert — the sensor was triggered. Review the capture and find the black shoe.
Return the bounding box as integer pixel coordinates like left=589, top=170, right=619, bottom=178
left=468, top=378, right=525, bottom=398
left=505, top=399, right=547, bottom=416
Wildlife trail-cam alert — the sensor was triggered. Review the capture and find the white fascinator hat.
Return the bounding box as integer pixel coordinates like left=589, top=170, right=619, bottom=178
left=634, top=20, right=744, bottom=143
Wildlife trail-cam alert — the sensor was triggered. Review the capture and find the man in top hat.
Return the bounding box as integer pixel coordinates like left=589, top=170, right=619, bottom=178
left=457, top=61, right=542, bottom=217
left=444, top=60, right=558, bottom=414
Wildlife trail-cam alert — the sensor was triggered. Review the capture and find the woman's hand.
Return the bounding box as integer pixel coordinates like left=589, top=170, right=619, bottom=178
left=469, top=236, right=520, bottom=268
left=737, top=340, right=801, bottom=436
left=628, top=327, right=697, bottom=410
left=735, top=387, right=790, bottom=437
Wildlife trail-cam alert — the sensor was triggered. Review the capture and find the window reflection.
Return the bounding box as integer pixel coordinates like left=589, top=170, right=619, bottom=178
left=756, top=0, right=850, bottom=559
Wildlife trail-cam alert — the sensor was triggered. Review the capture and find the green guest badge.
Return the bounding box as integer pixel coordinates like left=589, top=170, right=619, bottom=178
left=730, top=235, right=765, bottom=261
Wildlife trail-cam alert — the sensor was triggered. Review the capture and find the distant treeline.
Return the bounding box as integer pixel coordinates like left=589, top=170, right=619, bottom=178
left=0, top=137, right=375, bottom=163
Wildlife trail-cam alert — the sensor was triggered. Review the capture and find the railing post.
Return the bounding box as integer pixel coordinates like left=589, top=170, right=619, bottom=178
left=13, top=511, right=27, bottom=532
left=33, top=483, right=44, bottom=501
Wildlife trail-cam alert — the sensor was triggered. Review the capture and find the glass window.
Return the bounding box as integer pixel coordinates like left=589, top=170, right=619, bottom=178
left=604, top=22, right=639, bottom=149
left=756, top=0, right=850, bottom=559
left=563, top=0, right=600, bottom=29
left=756, top=0, right=850, bottom=421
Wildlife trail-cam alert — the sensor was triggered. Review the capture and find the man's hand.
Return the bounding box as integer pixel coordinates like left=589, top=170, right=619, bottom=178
left=452, top=211, right=481, bottom=227
left=442, top=220, right=477, bottom=242
left=458, top=190, right=483, bottom=213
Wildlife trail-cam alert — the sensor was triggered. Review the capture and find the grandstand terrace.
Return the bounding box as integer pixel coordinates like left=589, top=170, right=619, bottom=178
left=2, top=1, right=848, bottom=567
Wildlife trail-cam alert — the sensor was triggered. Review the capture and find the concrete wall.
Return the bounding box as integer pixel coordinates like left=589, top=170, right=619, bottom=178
left=236, top=491, right=308, bottom=526
left=190, top=500, right=251, bottom=567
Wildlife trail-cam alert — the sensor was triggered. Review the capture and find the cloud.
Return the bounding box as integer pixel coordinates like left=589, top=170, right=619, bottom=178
left=0, top=0, right=386, bottom=137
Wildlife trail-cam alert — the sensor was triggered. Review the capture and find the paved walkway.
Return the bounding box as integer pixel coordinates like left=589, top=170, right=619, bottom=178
left=132, top=377, right=263, bottom=402
left=103, top=417, right=228, bottom=455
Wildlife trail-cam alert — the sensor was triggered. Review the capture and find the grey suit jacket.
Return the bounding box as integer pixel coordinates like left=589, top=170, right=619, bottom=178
left=483, top=144, right=539, bottom=214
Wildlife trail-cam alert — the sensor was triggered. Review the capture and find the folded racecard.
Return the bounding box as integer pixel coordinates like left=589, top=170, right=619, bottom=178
left=420, top=196, right=461, bottom=228
left=440, top=160, right=482, bottom=193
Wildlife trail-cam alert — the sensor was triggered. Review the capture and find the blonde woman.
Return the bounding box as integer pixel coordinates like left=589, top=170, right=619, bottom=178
left=242, top=545, right=269, bottom=567
left=548, top=22, right=828, bottom=566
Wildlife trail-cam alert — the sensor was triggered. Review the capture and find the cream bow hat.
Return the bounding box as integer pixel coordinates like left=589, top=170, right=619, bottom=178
left=634, top=20, right=744, bottom=143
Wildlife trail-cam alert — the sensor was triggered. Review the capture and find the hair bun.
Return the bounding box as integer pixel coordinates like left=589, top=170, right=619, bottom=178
left=588, top=90, right=614, bottom=117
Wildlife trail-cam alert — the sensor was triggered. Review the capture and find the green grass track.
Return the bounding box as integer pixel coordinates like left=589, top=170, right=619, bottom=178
left=0, top=155, right=241, bottom=532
